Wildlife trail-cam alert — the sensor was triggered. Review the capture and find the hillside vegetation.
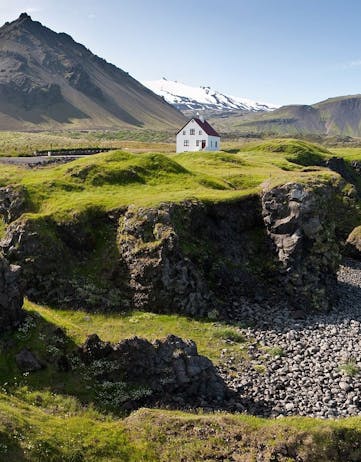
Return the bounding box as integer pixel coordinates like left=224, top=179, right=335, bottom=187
left=0, top=139, right=339, bottom=221
left=1, top=301, right=361, bottom=461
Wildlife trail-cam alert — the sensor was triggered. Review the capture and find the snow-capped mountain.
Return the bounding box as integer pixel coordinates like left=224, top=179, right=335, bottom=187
left=143, top=78, right=277, bottom=114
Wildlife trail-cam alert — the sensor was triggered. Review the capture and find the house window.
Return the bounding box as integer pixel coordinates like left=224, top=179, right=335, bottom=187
left=183, top=130, right=186, bottom=135
left=215, top=141, right=218, bottom=147
left=210, top=141, right=213, bottom=147
left=190, top=129, right=195, bottom=135
left=184, top=140, right=189, bottom=147
left=196, top=140, right=200, bottom=147
left=199, top=130, right=202, bottom=135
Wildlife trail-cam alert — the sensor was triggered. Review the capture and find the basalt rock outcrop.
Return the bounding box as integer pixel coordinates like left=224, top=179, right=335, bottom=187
left=118, top=198, right=272, bottom=317
left=0, top=185, right=28, bottom=223
left=0, top=256, right=24, bottom=331
left=262, top=181, right=359, bottom=311
left=118, top=204, right=213, bottom=316
left=1, top=213, right=128, bottom=310
left=0, top=179, right=358, bottom=315
left=79, top=334, right=227, bottom=408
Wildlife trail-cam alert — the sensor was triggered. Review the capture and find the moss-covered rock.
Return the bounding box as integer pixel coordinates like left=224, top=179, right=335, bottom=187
left=346, top=225, right=361, bottom=259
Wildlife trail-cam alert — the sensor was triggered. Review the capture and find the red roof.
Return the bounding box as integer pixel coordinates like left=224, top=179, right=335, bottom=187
left=176, top=118, right=220, bottom=137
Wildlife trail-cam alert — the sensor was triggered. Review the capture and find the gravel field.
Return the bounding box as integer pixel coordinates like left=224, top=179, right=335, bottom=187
left=221, top=258, right=361, bottom=418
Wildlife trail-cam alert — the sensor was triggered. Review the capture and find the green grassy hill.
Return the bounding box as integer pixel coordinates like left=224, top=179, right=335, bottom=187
left=0, top=139, right=338, bottom=222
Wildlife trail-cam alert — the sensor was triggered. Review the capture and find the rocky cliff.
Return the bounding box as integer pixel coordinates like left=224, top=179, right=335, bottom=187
left=0, top=179, right=358, bottom=316
left=262, top=183, right=342, bottom=311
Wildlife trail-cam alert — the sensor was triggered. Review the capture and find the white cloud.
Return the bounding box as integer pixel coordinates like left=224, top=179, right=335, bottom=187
left=88, top=13, right=96, bottom=20
left=346, top=60, right=361, bottom=68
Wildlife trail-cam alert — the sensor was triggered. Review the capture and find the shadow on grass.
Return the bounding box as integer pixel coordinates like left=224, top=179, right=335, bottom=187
left=0, top=308, right=277, bottom=419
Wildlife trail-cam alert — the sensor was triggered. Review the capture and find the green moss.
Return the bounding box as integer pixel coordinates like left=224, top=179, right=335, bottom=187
left=0, top=218, right=6, bottom=240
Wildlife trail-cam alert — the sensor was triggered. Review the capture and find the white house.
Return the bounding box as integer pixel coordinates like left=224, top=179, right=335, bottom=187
left=176, top=117, right=220, bottom=153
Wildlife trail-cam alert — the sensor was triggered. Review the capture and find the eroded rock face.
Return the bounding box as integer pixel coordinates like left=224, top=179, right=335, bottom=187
left=79, top=334, right=227, bottom=407
left=1, top=217, right=68, bottom=301
left=0, top=256, right=24, bottom=331
left=0, top=185, right=27, bottom=223
left=262, top=183, right=342, bottom=311
left=118, top=204, right=212, bottom=316
left=1, top=181, right=357, bottom=316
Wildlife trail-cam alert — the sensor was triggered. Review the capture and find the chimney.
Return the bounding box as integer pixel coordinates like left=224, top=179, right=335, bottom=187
left=200, top=115, right=205, bottom=123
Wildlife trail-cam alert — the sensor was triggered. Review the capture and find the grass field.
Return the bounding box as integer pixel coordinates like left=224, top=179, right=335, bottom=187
left=0, top=139, right=342, bottom=222
left=0, top=130, right=175, bottom=156
left=0, top=300, right=361, bottom=461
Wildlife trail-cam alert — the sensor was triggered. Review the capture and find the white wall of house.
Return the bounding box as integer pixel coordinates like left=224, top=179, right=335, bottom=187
left=176, top=119, right=220, bottom=153
left=206, top=136, right=220, bottom=151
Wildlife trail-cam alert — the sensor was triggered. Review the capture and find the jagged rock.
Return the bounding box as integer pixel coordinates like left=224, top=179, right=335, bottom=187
left=79, top=334, right=227, bottom=406
left=325, top=157, right=357, bottom=186
left=0, top=185, right=27, bottom=223
left=262, top=182, right=342, bottom=311
left=79, top=333, right=113, bottom=362
left=0, top=217, right=68, bottom=302
left=0, top=256, right=24, bottom=331
left=345, top=226, right=361, bottom=259
left=117, top=199, right=269, bottom=317
left=118, top=203, right=213, bottom=316
left=0, top=213, right=128, bottom=310
left=15, top=348, right=42, bottom=372
left=1, top=183, right=357, bottom=316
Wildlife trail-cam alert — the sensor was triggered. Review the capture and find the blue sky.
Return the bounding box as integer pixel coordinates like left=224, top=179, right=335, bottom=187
left=1, top=0, right=361, bottom=105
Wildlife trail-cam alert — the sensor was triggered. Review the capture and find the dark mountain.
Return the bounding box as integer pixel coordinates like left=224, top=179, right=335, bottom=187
left=0, top=13, right=185, bottom=130
left=217, top=94, right=361, bottom=136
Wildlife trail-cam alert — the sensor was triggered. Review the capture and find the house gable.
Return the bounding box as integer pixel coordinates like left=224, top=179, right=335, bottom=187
left=176, top=118, right=220, bottom=138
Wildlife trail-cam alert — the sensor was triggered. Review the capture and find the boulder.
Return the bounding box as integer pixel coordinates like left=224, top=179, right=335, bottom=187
left=79, top=334, right=227, bottom=407
left=15, top=348, right=42, bottom=372
left=345, top=226, right=361, bottom=259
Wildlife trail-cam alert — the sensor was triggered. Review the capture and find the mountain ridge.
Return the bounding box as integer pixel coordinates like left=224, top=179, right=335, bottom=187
left=0, top=13, right=185, bottom=130
left=220, top=94, right=361, bottom=136
left=143, top=78, right=277, bottom=117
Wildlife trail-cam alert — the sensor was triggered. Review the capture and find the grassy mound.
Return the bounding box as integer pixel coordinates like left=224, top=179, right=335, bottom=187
left=65, top=152, right=190, bottom=186
left=0, top=142, right=342, bottom=221
left=0, top=392, right=361, bottom=461
left=242, top=139, right=332, bottom=166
